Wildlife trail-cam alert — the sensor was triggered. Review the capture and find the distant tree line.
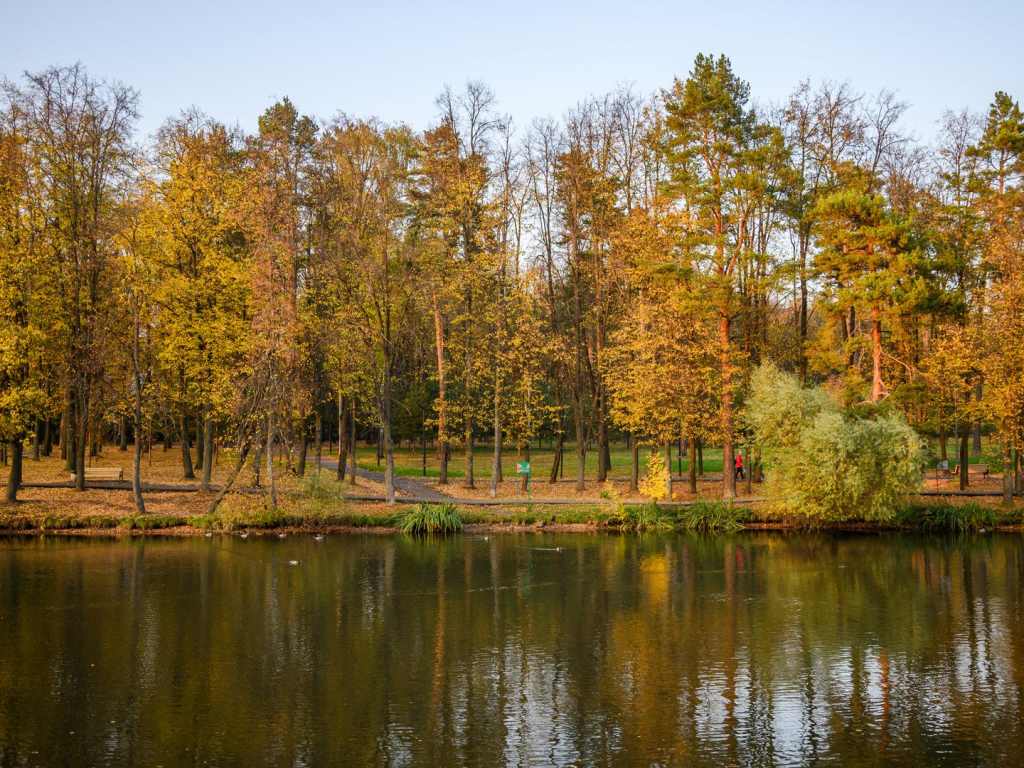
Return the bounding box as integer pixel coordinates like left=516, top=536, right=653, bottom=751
left=2, top=56, right=1023, bottom=508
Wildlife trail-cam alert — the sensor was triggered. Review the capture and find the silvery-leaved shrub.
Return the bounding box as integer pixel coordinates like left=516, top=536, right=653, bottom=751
left=746, top=364, right=926, bottom=521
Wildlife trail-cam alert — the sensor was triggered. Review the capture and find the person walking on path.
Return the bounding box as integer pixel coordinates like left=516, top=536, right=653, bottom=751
left=734, top=452, right=745, bottom=481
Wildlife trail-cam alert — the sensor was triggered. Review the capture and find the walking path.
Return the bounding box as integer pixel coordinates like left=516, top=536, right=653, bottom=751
left=321, top=459, right=451, bottom=502
left=27, top=463, right=999, bottom=506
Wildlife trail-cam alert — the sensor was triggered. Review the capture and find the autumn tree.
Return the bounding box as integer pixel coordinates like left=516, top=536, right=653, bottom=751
left=971, top=92, right=1024, bottom=503
left=661, top=54, right=781, bottom=499
left=323, top=116, right=419, bottom=504
left=148, top=109, right=250, bottom=489
left=0, top=79, right=47, bottom=502
left=23, top=64, right=138, bottom=491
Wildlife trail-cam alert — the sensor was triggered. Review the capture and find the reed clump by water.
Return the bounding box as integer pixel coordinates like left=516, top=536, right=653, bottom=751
left=394, top=502, right=463, bottom=534
left=616, top=501, right=747, bottom=533
left=618, top=503, right=675, bottom=532
left=678, top=501, right=747, bottom=532
left=896, top=501, right=1001, bottom=533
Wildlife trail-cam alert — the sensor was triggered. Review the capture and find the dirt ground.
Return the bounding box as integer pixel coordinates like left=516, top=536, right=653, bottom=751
left=424, top=473, right=759, bottom=503
left=0, top=447, right=390, bottom=518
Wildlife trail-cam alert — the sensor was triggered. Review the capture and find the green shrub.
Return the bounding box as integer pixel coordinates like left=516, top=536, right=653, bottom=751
left=746, top=363, right=926, bottom=522
left=679, top=501, right=746, bottom=532
left=619, top=503, right=674, bottom=532
left=745, top=363, right=834, bottom=457
left=394, top=502, right=463, bottom=534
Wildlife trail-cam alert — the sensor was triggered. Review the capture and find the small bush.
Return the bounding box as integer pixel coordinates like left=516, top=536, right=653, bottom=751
left=679, top=501, right=746, bottom=532
left=619, top=503, right=674, bottom=532
left=394, top=502, right=463, bottom=534
left=639, top=449, right=670, bottom=501
left=304, top=470, right=343, bottom=502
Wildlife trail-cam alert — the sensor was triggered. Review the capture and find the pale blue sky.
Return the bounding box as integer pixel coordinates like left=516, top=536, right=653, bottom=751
left=4, top=0, right=1022, bottom=140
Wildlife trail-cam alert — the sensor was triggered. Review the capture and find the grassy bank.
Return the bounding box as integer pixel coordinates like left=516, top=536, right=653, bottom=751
left=2, top=496, right=1022, bottom=536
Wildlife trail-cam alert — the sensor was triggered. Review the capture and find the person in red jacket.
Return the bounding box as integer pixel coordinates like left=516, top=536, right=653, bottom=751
left=734, top=452, right=745, bottom=481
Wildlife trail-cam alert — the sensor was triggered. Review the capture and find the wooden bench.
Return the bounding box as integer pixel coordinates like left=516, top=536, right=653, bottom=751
left=69, top=467, right=125, bottom=482
left=953, top=464, right=989, bottom=478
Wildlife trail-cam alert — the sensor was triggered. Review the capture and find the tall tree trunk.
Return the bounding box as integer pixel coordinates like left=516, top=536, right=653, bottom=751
left=314, top=403, right=323, bottom=471
left=32, top=419, right=41, bottom=461
left=464, top=356, right=474, bottom=490
left=439, top=439, right=450, bottom=484
left=132, top=388, right=146, bottom=515
left=689, top=436, right=698, bottom=494
left=337, top=393, right=348, bottom=482
left=465, top=430, right=475, bottom=489
left=180, top=410, right=194, bottom=479
left=959, top=415, right=970, bottom=491
left=490, top=392, right=502, bottom=499
left=574, top=406, right=586, bottom=493
left=383, top=360, right=396, bottom=505
left=434, top=299, right=449, bottom=483
left=119, top=414, right=128, bottom=451
left=798, top=230, right=809, bottom=385
left=266, top=413, right=277, bottom=508
left=744, top=443, right=753, bottom=495
left=549, top=432, right=563, bottom=485
left=296, top=418, right=308, bottom=477
left=630, top=434, right=639, bottom=492
left=972, top=382, right=983, bottom=455
left=870, top=302, right=884, bottom=403
left=201, top=413, right=214, bottom=493
left=597, top=392, right=609, bottom=482
left=720, top=312, right=736, bottom=500
left=43, top=417, right=52, bottom=457
left=663, top=439, right=673, bottom=499
left=939, top=423, right=948, bottom=463
left=5, top=436, right=23, bottom=504
left=349, top=396, right=357, bottom=486
left=1003, top=431, right=1013, bottom=506
left=62, top=395, right=73, bottom=469
left=697, top=437, right=704, bottom=477
left=74, top=389, right=87, bottom=492
left=598, top=428, right=606, bottom=481
left=195, top=415, right=205, bottom=472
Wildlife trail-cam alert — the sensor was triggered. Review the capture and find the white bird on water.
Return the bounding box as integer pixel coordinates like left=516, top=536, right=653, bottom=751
left=278, top=533, right=287, bottom=539
left=205, top=533, right=213, bottom=538
left=315, top=535, right=324, bottom=541
left=289, top=560, right=300, bottom=565
left=240, top=532, right=249, bottom=539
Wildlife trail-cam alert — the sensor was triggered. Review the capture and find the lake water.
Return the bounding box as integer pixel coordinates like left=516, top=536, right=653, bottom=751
left=1, top=532, right=1022, bottom=766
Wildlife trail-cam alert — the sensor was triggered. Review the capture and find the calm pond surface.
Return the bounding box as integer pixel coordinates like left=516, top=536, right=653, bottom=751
left=1, top=532, right=1023, bottom=766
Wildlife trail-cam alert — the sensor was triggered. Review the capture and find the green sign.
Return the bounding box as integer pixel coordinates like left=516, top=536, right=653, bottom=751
left=517, top=462, right=531, bottom=474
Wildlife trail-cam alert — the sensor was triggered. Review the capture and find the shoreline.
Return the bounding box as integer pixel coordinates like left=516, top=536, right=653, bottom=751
left=2, top=504, right=1022, bottom=537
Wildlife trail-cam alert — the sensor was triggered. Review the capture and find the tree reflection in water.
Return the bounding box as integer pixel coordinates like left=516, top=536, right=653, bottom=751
left=0, top=532, right=1022, bottom=765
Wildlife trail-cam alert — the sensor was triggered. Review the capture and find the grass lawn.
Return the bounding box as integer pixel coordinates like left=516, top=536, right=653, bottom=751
left=348, top=442, right=726, bottom=480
